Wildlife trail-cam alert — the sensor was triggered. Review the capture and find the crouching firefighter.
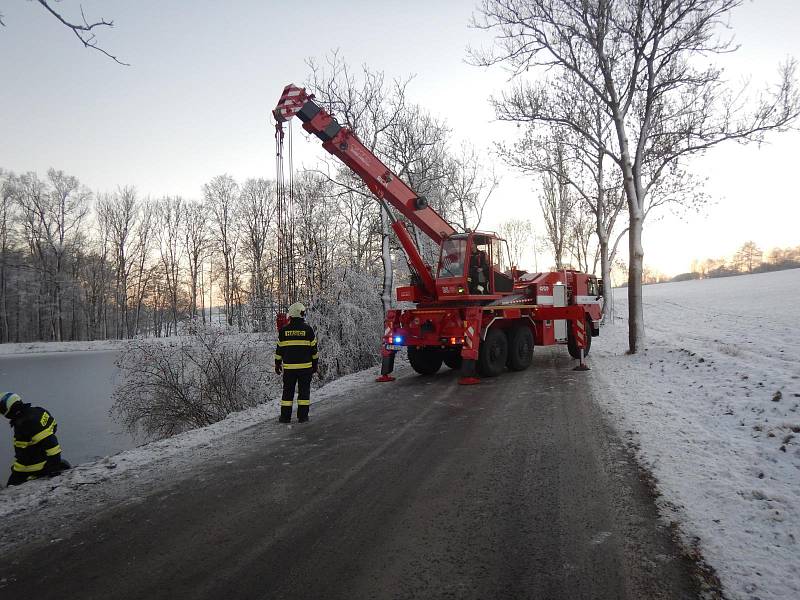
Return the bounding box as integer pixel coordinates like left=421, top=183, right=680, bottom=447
left=1, top=392, right=71, bottom=487
left=275, top=302, right=318, bottom=423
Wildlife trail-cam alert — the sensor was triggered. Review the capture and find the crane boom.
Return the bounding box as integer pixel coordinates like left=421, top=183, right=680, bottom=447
left=273, top=84, right=455, bottom=244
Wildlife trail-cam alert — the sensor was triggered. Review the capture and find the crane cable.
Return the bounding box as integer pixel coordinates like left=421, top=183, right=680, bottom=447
left=274, top=120, right=296, bottom=312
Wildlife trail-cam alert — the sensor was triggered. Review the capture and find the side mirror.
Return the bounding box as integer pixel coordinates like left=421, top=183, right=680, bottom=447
left=597, top=278, right=604, bottom=298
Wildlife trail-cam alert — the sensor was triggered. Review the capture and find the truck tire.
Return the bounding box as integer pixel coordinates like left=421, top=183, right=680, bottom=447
left=408, top=347, right=443, bottom=375
left=506, top=325, right=534, bottom=371
left=567, top=316, right=593, bottom=359
left=443, top=350, right=463, bottom=370
left=478, top=327, right=508, bottom=377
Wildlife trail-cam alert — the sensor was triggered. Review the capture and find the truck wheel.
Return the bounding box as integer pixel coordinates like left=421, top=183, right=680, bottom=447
left=443, top=350, right=463, bottom=370
left=506, top=325, right=534, bottom=371
left=567, top=317, right=593, bottom=359
left=408, top=347, right=443, bottom=375
left=478, top=327, right=508, bottom=377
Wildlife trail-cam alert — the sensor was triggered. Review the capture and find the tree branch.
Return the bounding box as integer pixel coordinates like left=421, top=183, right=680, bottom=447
left=36, top=0, right=129, bottom=66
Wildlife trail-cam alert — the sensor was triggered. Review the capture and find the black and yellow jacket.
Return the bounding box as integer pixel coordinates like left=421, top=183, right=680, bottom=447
left=9, top=403, right=63, bottom=475
left=275, top=317, right=319, bottom=372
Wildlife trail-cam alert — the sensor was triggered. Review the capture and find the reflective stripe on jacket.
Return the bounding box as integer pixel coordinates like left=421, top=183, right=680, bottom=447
left=275, top=318, right=318, bottom=372
left=10, top=405, right=62, bottom=474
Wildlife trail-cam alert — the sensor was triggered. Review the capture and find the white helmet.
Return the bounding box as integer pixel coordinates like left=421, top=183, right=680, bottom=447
left=288, top=302, right=306, bottom=318
left=0, top=392, right=21, bottom=417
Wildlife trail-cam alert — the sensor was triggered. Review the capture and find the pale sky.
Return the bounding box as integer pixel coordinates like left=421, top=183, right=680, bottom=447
left=1, top=0, right=798, bottom=277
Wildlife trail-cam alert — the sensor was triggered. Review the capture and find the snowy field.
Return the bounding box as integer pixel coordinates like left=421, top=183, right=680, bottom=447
left=592, top=269, right=800, bottom=600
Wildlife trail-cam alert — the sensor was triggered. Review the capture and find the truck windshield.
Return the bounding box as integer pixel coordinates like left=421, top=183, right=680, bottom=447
left=438, top=239, right=467, bottom=278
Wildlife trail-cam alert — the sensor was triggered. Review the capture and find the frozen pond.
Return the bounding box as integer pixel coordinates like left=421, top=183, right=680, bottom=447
left=0, top=350, right=137, bottom=480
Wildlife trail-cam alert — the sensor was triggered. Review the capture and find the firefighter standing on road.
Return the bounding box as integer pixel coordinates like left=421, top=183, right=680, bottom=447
left=1, top=392, right=71, bottom=487
left=275, top=302, right=319, bottom=423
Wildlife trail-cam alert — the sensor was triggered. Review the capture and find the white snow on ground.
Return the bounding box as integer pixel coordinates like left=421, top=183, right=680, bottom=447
left=591, top=269, right=800, bottom=600
left=0, top=339, right=124, bottom=355
left=0, top=332, right=258, bottom=356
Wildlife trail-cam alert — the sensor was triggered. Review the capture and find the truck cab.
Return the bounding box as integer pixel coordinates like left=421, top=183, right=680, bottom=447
left=434, top=232, right=514, bottom=300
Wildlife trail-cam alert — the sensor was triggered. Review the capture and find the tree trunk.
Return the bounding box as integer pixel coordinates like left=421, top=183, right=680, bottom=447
left=597, top=228, right=611, bottom=321
left=627, top=208, right=644, bottom=353
left=612, top=108, right=644, bottom=354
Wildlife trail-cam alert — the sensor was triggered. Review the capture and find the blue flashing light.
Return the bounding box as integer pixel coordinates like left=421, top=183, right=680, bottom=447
left=393, top=335, right=404, bottom=344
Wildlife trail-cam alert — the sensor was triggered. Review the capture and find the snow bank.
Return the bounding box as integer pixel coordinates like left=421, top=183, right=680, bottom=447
left=592, top=269, right=800, bottom=600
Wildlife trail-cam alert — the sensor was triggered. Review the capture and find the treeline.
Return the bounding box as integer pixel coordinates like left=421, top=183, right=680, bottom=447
left=687, top=241, right=800, bottom=279
left=638, top=241, right=800, bottom=284
left=0, top=167, right=388, bottom=348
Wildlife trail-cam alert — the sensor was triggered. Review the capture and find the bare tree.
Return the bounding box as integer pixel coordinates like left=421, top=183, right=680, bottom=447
left=154, top=197, right=185, bottom=334
left=291, top=172, right=343, bottom=319
left=382, top=102, right=450, bottom=263
left=96, top=186, right=140, bottom=338
left=76, top=217, right=112, bottom=340
left=183, top=200, right=210, bottom=323
left=734, top=241, right=762, bottom=273
left=204, top=175, right=240, bottom=326
left=567, top=205, right=595, bottom=274
left=130, top=199, right=156, bottom=337
left=497, top=218, right=533, bottom=270
left=14, top=169, right=89, bottom=340
left=307, top=55, right=410, bottom=314
left=238, top=178, right=276, bottom=331
left=473, top=0, right=800, bottom=352
left=0, top=170, right=16, bottom=342
left=47, top=169, right=90, bottom=340
left=442, top=143, right=498, bottom=232
left=538, top=139, right=576, bottom=270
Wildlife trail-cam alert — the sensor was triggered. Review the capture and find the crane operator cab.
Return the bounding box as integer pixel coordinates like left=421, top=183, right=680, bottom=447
left=436, top=233, right=514, bottom=298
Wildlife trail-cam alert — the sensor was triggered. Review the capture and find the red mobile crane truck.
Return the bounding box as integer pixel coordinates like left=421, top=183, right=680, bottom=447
left=273, top=84, right=603, bottom=384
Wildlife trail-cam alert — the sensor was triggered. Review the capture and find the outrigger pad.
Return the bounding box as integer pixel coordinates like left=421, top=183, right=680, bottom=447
left=458, top=376, right=481, bottom=385
left=573, top=363, right=590, bottom=371
left=376, top=375, right=396, bottom=382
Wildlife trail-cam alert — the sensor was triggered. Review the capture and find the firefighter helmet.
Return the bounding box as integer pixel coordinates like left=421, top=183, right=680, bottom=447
left=0, top=392, right=21, bottom=417
left=288, top=302, right=306, bottom=318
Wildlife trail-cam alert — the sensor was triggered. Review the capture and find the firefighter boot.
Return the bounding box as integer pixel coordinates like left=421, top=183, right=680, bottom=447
left=279, top=404, right=292, bottom=423
left=297, top=403, right=309, bottom=423
left=296, top=375, right=312, bottom=422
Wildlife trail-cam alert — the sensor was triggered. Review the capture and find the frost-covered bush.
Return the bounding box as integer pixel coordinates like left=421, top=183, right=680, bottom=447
left=306, top=267, right=384, bottom=380
left=111, top=323, right=275, bottom=439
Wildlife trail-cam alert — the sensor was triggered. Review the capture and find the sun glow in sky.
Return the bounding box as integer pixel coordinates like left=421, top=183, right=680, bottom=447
left=1, top=0, right=798, bottom=277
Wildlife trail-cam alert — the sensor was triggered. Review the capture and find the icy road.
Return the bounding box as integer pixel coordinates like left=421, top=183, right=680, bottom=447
left=0, top=350, right=700, bottom=599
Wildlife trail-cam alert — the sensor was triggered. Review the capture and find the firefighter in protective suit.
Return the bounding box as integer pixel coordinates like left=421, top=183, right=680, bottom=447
left=275, top=302, right=318, bottom=423
left=1, top=392, right=71, bottom=487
